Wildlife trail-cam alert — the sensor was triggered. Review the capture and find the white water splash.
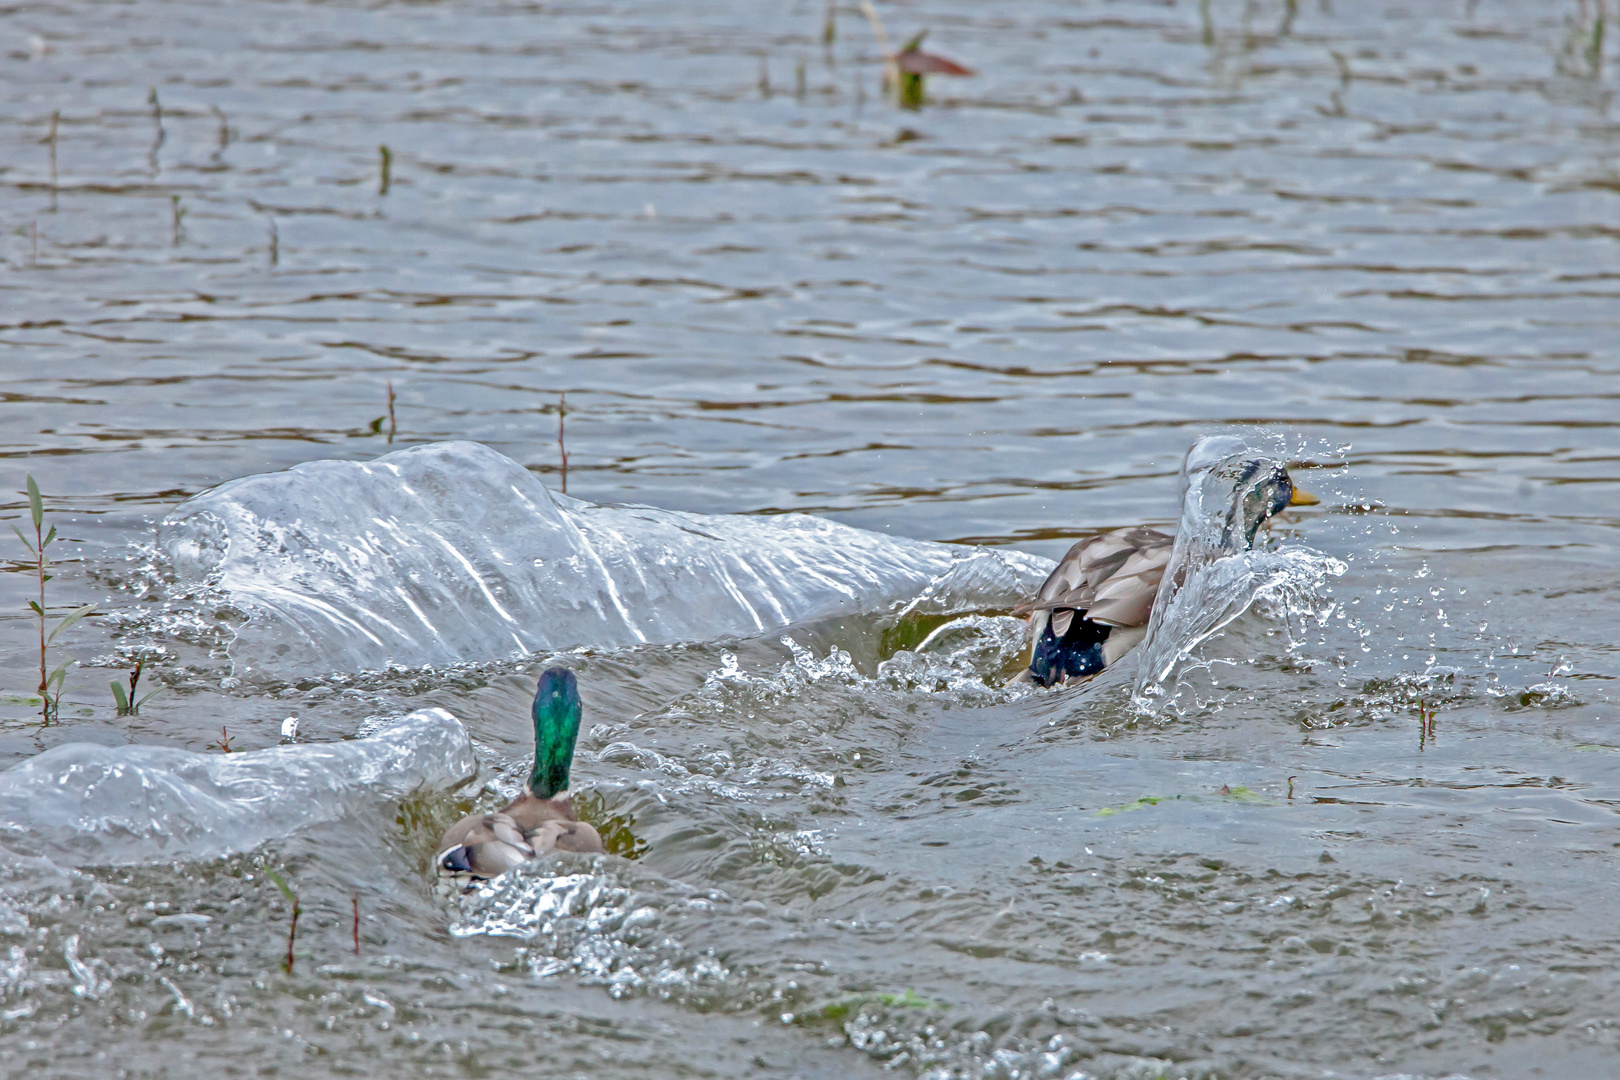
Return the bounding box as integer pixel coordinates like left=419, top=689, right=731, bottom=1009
left=157, top=441, right=1050, bottom=679
left=0, top=709, right=473, bottom=866
left=1133, top=435, right=1346, bottom=709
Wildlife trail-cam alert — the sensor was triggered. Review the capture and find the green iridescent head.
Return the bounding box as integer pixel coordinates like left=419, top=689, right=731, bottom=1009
left=1220, top=460, right=1318, bottom=550
left=528, top=667, right=582, bottom=799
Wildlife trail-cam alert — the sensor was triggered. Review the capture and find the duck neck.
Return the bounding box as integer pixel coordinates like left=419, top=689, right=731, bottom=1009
left=1218, top=461, right=1280, bottom=551
left=528, top=671, right=581, bottom=800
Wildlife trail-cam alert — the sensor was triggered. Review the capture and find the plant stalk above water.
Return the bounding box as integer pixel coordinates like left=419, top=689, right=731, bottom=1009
left=111, top=657, right=162, bottom=716
left=264, top=868, right=301, bottom=974
left=13, top=475, right=93, bottom=725
left=557, top=392, right=568, bottom=494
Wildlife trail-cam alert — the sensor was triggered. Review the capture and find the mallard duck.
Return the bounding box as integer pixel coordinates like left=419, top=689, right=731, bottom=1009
left=1013, top=455, right=1318, bottom=687
left=436, top=668, right=603, bottom=884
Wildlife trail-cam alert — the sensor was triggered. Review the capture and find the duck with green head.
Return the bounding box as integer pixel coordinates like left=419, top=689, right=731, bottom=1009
left=1013, top=450, right=1319, bottom=688
left=436, top=667, right=603, bottom=884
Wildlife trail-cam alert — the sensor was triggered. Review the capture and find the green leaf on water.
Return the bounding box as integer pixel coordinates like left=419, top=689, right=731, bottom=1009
left=26, top=476, right=42, bottom=530
left=47, top=603, right=96, bottom=644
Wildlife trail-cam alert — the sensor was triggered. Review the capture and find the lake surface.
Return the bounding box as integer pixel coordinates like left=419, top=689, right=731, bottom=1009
left=3, top=0, right=1619, bottom=1077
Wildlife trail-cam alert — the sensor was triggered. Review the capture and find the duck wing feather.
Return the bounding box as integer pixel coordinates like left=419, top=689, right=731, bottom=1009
left=1013, top=527, right=1173, bottom=629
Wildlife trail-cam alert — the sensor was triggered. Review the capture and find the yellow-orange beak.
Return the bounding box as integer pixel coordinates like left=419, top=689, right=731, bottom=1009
left=1288, top=486, right=1320, bottom=507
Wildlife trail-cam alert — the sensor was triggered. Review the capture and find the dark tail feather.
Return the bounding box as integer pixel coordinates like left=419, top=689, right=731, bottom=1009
left=1028, top=613, right=1110, bottom=687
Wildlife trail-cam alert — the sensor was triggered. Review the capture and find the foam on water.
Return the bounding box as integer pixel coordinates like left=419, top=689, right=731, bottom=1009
left=0, top=709, right=474, bottom=867
left=156, top=441, right=1051, bottom=680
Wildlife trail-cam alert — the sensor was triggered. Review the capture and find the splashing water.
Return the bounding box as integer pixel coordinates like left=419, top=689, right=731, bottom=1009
left=0, top=709, right=473, bottom=866
left=155, top=441, right=1051, bottom=680
left=1132, top=434, right=1346, bottom=710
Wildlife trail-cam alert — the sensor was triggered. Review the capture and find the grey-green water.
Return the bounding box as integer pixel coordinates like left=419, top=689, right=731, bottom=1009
left=2, top=1, right=1618, bottom=1077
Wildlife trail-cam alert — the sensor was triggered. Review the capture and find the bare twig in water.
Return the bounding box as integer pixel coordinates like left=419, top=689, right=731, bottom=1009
left=857, top=0, right=892, bottom=55
left=1287, top=775, right=1296, bottom=800
left=264, top=868, right=301, bottom=974
left=46, top=110, right=58, bottom=212
left=211, top=104, right=229, bottom=160
left=386, top=380, right=396, bottom=444
left=210, top=725, right=233, bottom=753
left=147, top=87, right=165, bottom=174
left=352, top=896, right=360, bottom=955
left=378, top=144, right=392, bottom=195
left=557, top=392, right=568, bottom=494
left=171, top=195, right=185, bottom=247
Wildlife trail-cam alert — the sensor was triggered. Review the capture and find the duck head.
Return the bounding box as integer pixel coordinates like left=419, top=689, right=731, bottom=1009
left=1219, top=460, right=1318, bottom=550
left=528, top=667, right=582, bottom=799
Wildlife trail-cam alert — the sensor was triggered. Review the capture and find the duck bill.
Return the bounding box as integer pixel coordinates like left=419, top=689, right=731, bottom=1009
left=1288, top=486, right=1320, bottom=507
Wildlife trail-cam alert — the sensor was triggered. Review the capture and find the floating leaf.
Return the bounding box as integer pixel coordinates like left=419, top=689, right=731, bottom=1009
left=893, top=49, right=972, bottom=76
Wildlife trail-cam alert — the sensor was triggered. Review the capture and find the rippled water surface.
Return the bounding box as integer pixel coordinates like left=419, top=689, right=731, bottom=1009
left=3, top=0, right=1619, bottom=1077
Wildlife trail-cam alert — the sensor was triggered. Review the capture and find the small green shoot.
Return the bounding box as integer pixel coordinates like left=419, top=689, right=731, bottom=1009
left=1418, top=702, right=1437, bottom=750
left=147, top=86, right=164, bottom=173
left=14, top=475, right=91, bottom=724
left=111, top=657, right=162, bottom=717
left=378, top=144, right=392, bottom=195
left=211, top=103, right=229, bottom=158
left=263, top=867, right=302, bottom=973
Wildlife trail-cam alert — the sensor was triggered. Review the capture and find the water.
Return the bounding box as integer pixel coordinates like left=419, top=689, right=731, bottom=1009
left=3, top=0, right=1619, bottom=1076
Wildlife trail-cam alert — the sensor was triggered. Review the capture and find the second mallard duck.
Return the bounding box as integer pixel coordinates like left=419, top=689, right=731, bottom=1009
left=1013, top=455, right=1318, bottom=687
left=436, top=667, right=604, bottom=885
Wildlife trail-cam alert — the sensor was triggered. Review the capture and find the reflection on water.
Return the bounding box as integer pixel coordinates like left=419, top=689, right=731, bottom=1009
left=2, top=0, right=1619, bottom=1077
